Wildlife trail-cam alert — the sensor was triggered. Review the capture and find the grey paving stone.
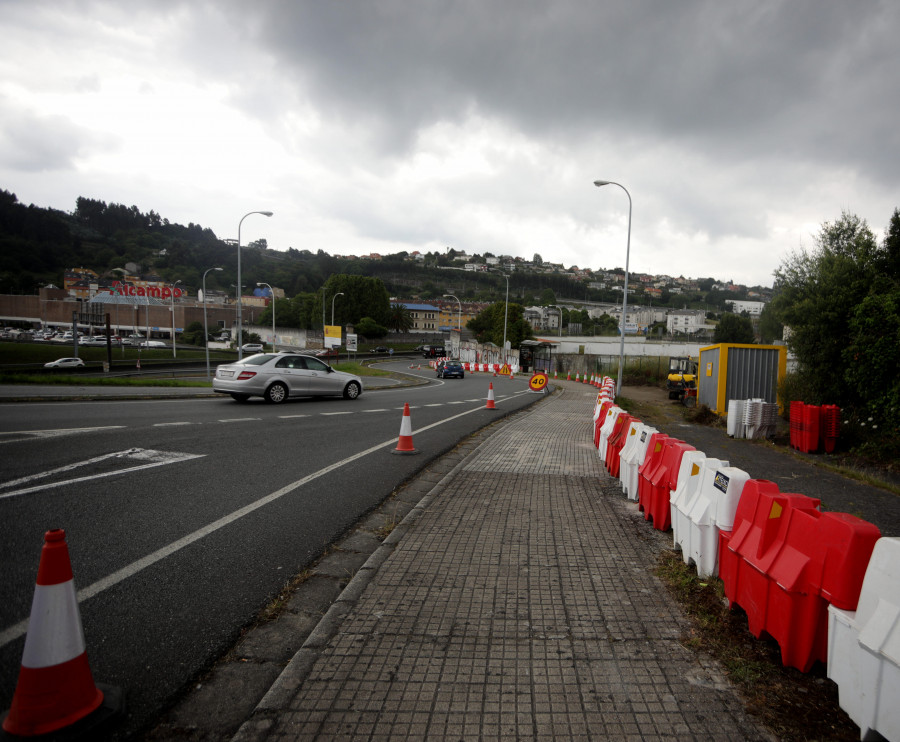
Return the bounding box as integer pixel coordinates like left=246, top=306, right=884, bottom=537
left=235, top=385, right=773, bottom=741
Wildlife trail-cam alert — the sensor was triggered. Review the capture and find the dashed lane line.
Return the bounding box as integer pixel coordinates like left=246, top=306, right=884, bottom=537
left=0, top=402, right=495, bottom=650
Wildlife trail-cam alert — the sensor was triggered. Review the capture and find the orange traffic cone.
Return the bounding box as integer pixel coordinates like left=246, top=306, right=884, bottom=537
left=566, top=371, right=571, bottom=381
left=553, top=370, right=557, bottom=379
left=391, top=403, right=419, bottom=455
left=575, top=373, right=580, bottom=383
left=485, top=382, right=496, bottom=410
left=4, top=530, right=122, bottom=737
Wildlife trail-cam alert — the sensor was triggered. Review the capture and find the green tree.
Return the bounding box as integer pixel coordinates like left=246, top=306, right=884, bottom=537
left=320, top=275, right=391, bottom=328
left=467, top=302, right=534, bottom=348
left=713, top=313, right=755, bottom=344
left=355, top=316, right=388, bottom=339
left=538, top=288, right=556, bottom=305
left=772, top=210, right=899, bottom=413
left=386, top=302, right=413, bottom=333
left=180, top=321, right=206, bottom=347
left=757, top=303, right=783, bottom=344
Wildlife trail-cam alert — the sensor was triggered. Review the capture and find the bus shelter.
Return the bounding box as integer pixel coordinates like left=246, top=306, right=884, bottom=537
left=519, top=339, right=555, bottom=373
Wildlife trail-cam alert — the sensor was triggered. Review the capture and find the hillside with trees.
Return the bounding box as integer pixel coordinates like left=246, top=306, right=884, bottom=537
left=1, top=190, right=773, bottom=321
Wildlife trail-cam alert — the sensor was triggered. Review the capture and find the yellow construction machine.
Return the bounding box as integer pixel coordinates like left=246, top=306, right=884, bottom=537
left=666, top=356, right=698, bottom=403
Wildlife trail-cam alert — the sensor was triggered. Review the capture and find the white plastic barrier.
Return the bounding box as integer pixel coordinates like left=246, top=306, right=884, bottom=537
left=671, top=450, right=708, bottom=552
left=827, top=537, right=900, bottom=742
left=727, top=399, right=745, bottom=438
left=617, top=421, right=645, bottom=495
left=597, top=407, right=623, bottom=462
left=683, top=461, right=745, bottom=578
left=620, top=424, right=658, bottom=501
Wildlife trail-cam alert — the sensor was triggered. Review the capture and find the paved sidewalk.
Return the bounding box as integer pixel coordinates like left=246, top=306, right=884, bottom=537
left=233, top=384, right=770, bottom=741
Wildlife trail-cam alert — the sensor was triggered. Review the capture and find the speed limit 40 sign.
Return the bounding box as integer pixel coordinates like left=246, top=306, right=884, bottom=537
left=529, top=372, right=549, bottom=392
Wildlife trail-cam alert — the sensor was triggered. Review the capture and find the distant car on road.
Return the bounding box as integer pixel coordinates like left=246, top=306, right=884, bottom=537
left=240, top=343, right=265, bottom=353
left=371, top=346, right=388, bottom=353
left=313, top=348, right=338, bottom=358
left=141, top=340, right=167, bottom=348
left=44, top=357, right=85, bottom=368
left=424, top=346, right=446, bottom=358
left=436, top=360, right=464, bottom=379
left=213, top=352, right=363, bottom=404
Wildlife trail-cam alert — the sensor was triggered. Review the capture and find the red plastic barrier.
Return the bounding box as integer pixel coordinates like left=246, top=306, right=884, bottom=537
left=790, top=401, right=803, bottom=450
left=605, top=414, right=635, bottom=478
left=718, top=480, right=881, bottom=672
left=637, top=433, right=670, bottom=517
left=802, top=405, right=821, bottom=453
left=820, top=404, right=841, bottom=453
left=593, top=402, right=613, bottom=448
left=645, top=439, right=695, bottom=531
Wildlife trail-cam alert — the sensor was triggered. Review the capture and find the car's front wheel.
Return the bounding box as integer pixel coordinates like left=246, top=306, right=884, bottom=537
left=265, top=382, right=288, bottom=404
left=343, top=381, right=361, bottom=400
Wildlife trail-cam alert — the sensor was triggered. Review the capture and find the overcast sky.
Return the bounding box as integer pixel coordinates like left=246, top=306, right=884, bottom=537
left=2, top=1, right=898, bottom=287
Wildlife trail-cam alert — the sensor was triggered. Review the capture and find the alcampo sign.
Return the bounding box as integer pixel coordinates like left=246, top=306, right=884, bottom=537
left=108, top=281, right=184, bottom=299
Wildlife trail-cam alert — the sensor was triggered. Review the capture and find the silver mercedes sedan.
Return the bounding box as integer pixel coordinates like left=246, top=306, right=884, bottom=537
left=213, top=352, right=363, bottom=403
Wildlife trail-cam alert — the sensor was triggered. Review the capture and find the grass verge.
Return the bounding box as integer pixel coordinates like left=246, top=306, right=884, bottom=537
left=656, top=550, right=859, bottom=741
left=0, top=373, right=212, bottom=387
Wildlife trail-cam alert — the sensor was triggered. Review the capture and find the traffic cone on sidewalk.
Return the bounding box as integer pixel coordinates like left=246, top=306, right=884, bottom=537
left=566, top=371, right=571, bottom=381
left=391, top=403, right=419, bottom=455
left=485, top=382, right=497, bottom=409
left=3, top=529, right=122, bottom=737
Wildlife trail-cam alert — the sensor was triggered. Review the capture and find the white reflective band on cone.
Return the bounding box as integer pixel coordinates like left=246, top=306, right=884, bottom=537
left=398, top=415, right=412, bottom=437
left=21, top=582, right=86, bottom=668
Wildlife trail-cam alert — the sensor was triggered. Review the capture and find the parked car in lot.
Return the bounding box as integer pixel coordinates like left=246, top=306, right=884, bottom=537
left=241, top=343, right=265, bottom=354
left=44, top=357, right=85, bottom=368
left=213, top=352, right=363, bottom=403
left=436, top=360, right=465, bottom=379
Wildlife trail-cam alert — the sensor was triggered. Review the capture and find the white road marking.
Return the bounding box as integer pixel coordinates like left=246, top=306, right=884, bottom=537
left=153, top=422, right=194, bottom=427
left=0, top=449, right=205, bottom=500
left=0, top=425, right=125, bottom=444
left=218, top=418, right=261, bottom=423
left=425, top=404, right=444, bottom=407
left=321, top=411, right=353, bottom=416
left=278, top=414, right=309, bottom=419
left=362, top=409, right=389, bottom=413
left=0, top=403, right=498, bottom=649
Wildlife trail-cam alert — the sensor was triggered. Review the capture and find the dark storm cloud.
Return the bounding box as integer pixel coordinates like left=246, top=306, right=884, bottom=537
left=0, top=100, right=104, bottom=173
left=224, top=0, right=899, bottom=186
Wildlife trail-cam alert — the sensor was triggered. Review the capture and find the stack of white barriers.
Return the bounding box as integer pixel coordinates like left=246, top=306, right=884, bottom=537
left=589, top=377, right=899, bottom=742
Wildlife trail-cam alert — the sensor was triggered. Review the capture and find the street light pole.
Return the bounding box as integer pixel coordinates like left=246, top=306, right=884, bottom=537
left=331, top=292, right=344, bottom=327
left=237, top=210, right=273, bottom=359
left=443, top=294, right=462, bottom=333
left=502, top=274, right=509, bottom=365
left=443, top=294, right=461, bottom=359
left=170, top=279, right=182, bottom=358
left=594, top=180, right=632, bottom=397
left=257, top=282, right=276, bottom=352
left=203, top=267, right=223, bottom=379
